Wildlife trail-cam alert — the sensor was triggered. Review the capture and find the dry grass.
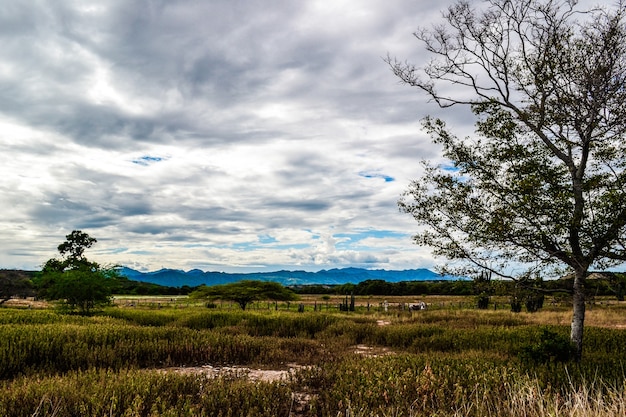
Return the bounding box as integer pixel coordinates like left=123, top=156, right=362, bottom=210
left=507, top=300, right=626, bottom=329
left=342, top=378, right=626, bottom=417
left=3, top=295, right=625, bottom=416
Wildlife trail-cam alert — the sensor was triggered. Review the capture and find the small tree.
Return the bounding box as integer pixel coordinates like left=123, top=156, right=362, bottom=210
left=606, top=273, right=626, bottom=301
left=473, top=271, right=492, bottom=309
left=189, top=280, right=299, bottom=310
left=36, top=231, right=113, bottom=314
left=509, top=277, right=545, bottom=313
left=388, top=0, right=626, bottom=361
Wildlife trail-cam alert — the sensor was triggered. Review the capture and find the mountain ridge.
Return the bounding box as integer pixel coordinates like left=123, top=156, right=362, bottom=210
left=117, top=266, right=459, bottom=287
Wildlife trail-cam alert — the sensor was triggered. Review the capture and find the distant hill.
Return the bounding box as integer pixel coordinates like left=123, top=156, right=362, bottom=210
left=117, top=267, right=458, bottom=287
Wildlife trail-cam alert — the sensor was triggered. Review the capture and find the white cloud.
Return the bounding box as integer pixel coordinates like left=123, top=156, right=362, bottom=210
left=0, top=0, right=465, bottom=272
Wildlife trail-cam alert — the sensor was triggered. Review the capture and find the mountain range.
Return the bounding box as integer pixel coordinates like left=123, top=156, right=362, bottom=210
left=117, top=267, right=458, bottom=287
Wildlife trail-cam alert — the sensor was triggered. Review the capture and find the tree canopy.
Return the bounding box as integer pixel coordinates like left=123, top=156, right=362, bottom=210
left=37, top=231, right=113, bottom=313
left=57, top=230, right=97, bottom=264
left=388, top=0, right=626, bottom=360
left=189, top=280, right=299, bottom=310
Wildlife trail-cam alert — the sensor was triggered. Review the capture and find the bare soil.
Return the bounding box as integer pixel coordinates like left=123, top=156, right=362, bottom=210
left=160, top=364, right=301, bottom=382
left=3, top=298, right=48, bottom=308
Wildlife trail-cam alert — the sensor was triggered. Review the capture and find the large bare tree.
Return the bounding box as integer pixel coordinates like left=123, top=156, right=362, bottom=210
left=388, top=0, right=626, bottom=360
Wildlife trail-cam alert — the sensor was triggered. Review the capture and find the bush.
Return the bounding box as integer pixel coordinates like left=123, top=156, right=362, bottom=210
left=525, top=294, right=544, bottom=312
left=518, top=328, right=575, bottom=365
left=477, top=294, right=490, bottom=309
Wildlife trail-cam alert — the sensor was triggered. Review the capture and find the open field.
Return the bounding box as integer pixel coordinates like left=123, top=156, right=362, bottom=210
left=1, top=295, right=626, bottom=416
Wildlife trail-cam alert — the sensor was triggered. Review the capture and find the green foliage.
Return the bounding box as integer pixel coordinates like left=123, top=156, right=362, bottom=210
left=56, top=230, right=97, bottom=264
left=473, top=271, right=492, bottom=309
left=39, top=269, right=113, bottom=313
left=36, top=231, right=113, bottom=314
left=524, top=293, right=545, bottom=313
left=294, top=280, right=476, bottom=296
left=395, top=18, right=626, bottom=275
left=39, top=231, right=99, bottom=274
left=190, top=280, right=299, bottom=310
left=390, top=0, right=626, bottom=360
left=0, top=308, right=340, bottom=379
left=606, top=273, right=626, bottom=301
left=509, top=278, right=546, bottom=313
left=518, top=328, right=576, bottom=366
left=338, top=293, right=355, bottom=311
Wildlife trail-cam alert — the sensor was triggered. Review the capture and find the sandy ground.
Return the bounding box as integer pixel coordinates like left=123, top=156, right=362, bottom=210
left=3, top=298, right=49, bottom=308
left=160, top=364, right=301, bottom=382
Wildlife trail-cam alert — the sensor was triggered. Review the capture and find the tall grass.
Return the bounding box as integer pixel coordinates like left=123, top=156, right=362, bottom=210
left=0, top=322, right=324, bottom=379
left=2, top=307, right=625, bottom=380
left=0, top=368, right=292, bottom=417
left=1, top=300, right=626, bottom=415
left=297, top=354, right=626, bottom=417
left=103, top=307, right=342, bottom=337
left=338, top=378, right=626, bottom=417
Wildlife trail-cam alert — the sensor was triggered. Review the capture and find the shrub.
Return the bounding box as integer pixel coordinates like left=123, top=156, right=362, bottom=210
left=518, top=328, right=575, bottom=365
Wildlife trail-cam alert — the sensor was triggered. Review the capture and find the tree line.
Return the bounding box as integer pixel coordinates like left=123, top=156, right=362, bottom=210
left=2, top=230, right=624, bottom=322
left=0, top=231, right=194, bottom=313
left=295, top=276, right=626, bottom=300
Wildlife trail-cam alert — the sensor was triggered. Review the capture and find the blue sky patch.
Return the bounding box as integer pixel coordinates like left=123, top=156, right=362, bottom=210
left=132, top=155, right=165, bottom=166
left=358, top=171, right=395, bottom=182
left=334, top=230, right=408, bottom=249
left=335, top=230, right=406, bottom=240
left=441, top=164, right=460, bottom=172
left=231, top=240, right=309, bottom=251
left=230, top=242, right=254, bottom=251
left=258, top=234, right=277, bottom=244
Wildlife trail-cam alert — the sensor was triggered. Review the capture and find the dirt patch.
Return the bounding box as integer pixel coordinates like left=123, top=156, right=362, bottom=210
left=160, top=364, right=315, bottom=416
left=3, top=298, right=49, bottom=309
left=353, top=344, right=395, bottom=357
left=161, top=364, right=303, bottom=383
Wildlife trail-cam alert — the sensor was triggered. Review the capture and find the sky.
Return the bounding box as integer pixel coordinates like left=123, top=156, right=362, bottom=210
left=0, top=0, right=476, bottom=273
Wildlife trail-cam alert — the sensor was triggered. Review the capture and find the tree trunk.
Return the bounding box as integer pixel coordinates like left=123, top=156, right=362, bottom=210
left=571, top=269, right=586, bottom=361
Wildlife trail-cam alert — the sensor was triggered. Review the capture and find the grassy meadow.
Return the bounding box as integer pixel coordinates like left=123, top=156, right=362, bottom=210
left=1, top=295, right=626, bottom=416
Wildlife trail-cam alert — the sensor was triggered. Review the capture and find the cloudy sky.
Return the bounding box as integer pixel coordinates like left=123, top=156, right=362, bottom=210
left=0, top=0, right=474, bottom=273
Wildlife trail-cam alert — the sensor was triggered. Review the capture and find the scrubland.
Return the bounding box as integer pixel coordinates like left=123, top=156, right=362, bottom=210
left=1, top=296, right=625, bottom=416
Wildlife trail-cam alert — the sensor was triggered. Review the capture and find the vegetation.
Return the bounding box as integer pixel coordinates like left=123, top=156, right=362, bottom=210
left=0, top=270, right=34, bottom=305
left=301, top=274, right=626, bottom=301
left=3, top=235, right=626, bottom=414
left=1, top=295, right=626, bottom=415
left=108, top=274, right=193, bottom=296
left=387, top=0, right=626, bottom=360
left=35, top=231, right=116, bottom=314
left=190, top=280, right=299, bottom=310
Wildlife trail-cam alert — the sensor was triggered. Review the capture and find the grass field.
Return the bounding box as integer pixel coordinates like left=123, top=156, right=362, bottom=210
left=1, top=294, right=625, bottom=416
